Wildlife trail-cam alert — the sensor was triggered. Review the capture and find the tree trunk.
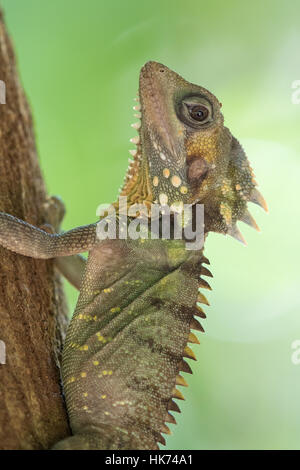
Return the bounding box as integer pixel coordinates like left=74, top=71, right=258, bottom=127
left=0, top=8, right=70, bottom=449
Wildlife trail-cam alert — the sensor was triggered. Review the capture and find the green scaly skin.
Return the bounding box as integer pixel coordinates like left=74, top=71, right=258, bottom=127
left=0, top=62, right=267, bottom=449
left=56, top=237, right=207, bottom=449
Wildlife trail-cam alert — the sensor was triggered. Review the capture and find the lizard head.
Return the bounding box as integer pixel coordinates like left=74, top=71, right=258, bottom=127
left=121, top=61, right=267, bottom=241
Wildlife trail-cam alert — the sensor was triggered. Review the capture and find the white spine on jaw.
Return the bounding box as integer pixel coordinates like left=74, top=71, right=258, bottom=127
left=130, top=136, right=140, bottom=145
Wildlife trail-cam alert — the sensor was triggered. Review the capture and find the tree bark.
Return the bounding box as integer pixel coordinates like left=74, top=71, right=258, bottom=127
left=0, top=9, right=70, bottom=449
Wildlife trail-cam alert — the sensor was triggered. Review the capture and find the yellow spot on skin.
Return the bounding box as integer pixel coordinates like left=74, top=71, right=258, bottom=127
left=81, top=372, right=87, bottom=378
left=220, top=202, right=232, bottom=225
left=104, top=411, right=110, bottom=416
left=93, top=361, right=99, bottom=366
left=78, top=314, right=97, bottom=323
left=97, top=333, right=107, bottom=343
left=83, top=345, right=89, bottom=351
left=171, top=175, right=181, bottom=188
left=83, top=392, right=88, bottom=397
left=236, top=184, right=241, bottom=190
left=83, top=406, right=88, bottom=410
left=153, top=176, right=159, bottom=187
left=67, top=376, right=76, bottom=384
left=180, top=186, right=188, bottom=194
left=103, top=288, right=113, bottom=293
left=101, top=394, right=107, bottom=399
left=163, top=168, right=170, bottom=178
left=186, top=132, right=219, bottom=164
left=159, top=193, right=168, bottom=205
left=110, top=307, right=121, bottom=313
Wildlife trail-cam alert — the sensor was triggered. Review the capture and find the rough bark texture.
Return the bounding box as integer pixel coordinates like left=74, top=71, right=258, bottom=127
left=0, top=9, right=71, bottom=449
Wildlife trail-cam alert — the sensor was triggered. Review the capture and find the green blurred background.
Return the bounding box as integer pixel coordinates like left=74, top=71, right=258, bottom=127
left=2, top=0, right=300, bottom=449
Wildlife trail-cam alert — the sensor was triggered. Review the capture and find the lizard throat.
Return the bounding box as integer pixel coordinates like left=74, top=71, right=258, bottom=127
left=119, top=145, right=153, bottom=211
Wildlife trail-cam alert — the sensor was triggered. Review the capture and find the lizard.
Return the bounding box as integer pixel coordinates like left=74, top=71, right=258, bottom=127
left=0, top=61, right=267, bottom=450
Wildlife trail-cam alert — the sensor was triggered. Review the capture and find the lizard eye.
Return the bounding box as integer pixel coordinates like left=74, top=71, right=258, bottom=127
left=188, top=105, right=209, bottom=122
left=179, top=96, right=213, bottom=128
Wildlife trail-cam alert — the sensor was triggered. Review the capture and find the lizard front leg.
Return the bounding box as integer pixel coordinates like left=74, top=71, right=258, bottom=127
left=41, top=196, right=87, bottom=290
left=0, top=212, right=98, bottom=259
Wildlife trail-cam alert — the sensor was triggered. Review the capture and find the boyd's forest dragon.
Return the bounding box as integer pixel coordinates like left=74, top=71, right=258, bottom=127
left=0, top=62, right=267, bottom=449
